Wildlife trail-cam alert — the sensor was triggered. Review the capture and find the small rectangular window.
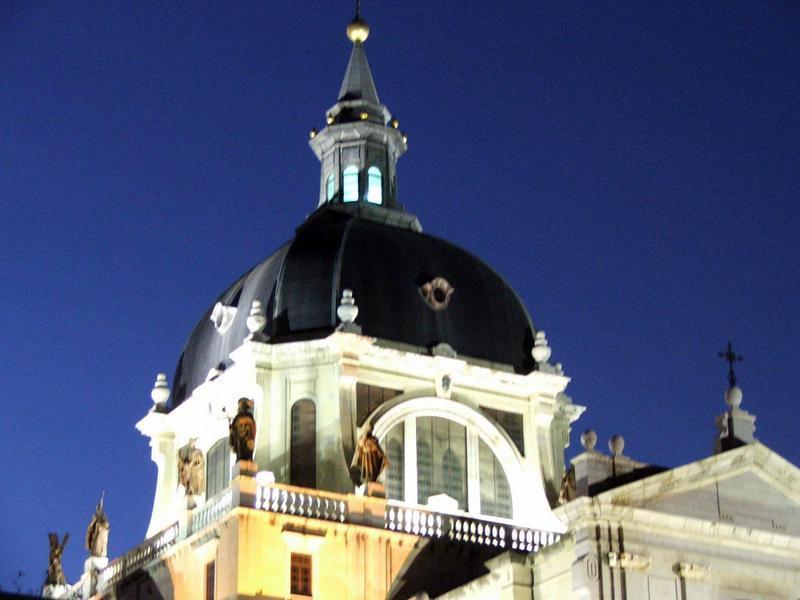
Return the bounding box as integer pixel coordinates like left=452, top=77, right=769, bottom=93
left=205, top=561, right=215, bottom=600
left=290, top=553, right=312, bottom=596
left=356, top=383, right=401, bottom=425
left=480, top=407, right=524, bottom=455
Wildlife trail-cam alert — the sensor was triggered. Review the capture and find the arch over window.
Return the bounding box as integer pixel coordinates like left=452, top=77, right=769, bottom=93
left=290, top=399, right=316, bottom=488
left=206, top=437, right=232, bottom=499
left=342, top=166, right=358, bottom=202
left=367, top=166, right=382, bottom=204
left=325, top=173, right=335, bottom=201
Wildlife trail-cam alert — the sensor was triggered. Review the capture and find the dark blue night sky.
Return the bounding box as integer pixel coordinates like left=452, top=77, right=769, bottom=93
left=1, top=1, right=798, bottom=592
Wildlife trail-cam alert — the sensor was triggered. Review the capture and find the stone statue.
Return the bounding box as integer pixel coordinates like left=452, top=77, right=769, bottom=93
left=45, top=533, right=69, bottom=586
left=558, top=465, right=576, bottom=505
left=229, top=398, right=256, bottom=462
left=351, top=423, right=388, bottom=484
left=177, top=438, right=205, bottom=497
left=85, top=493, right=110, bottom=558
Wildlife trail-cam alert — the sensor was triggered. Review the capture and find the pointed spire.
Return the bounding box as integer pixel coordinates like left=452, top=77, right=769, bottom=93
left=338, top=43, right=380, bottom=105
left=308, top=5, right=409, bottom=216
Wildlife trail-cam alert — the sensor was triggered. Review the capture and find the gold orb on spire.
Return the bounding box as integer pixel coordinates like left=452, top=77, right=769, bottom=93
left=347, top=18, right=370, bottom=43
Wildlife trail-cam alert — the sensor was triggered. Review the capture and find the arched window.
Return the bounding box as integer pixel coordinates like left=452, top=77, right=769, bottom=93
left=325, top=172, right=335, bottom=201
left=290, top=399, right=316, bottom=488
left=367, top=166, right=382, bottom=204
left=206, top=438, right=232, bottom=499
left=381, top=413, right=514, bottom=518
left=342, top=166, right=358, bottom=202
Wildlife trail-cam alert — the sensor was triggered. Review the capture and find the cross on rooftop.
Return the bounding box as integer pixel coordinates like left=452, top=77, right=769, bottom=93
left=718, top=341, right=743, bottom=388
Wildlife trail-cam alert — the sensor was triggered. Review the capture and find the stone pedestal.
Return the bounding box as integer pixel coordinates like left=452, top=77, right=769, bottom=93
left=233, top=459, right=258, bottom=478
left=42, top=584, right=70, bottom=599
left=365, top=481, right=386, bottom=498
left=81, top=556, right=109, bottom=598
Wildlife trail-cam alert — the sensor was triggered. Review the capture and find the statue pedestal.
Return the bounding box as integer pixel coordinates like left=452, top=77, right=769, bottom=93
left=81, top=556, right=108, bottom=598
left=42, top=584, right=70, bottom=599
left=233, top=459, right=258, bottom=478
left=365, top=481, right=386, bottom=498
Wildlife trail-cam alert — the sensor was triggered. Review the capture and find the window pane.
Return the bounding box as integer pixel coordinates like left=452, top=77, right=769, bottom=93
left=291, top=400, right=316, bottom=488
left=343, top=166, right=358, bottom=202
left=416, top=417, right=466, bottom=508
left=385, top=423, right=404, bottom=501
left=367, top=166, right=382, bottom=204
left=326, top=173, right=335, bottom=201
left=205, top=561, right=215, bottom=600
left=290, top=553, right=312, bottom=596
left=480, top=407, right=524, bottom=455
left=206, top=438, right=231, bottom=499
left=479, top=439, right=512, bottom=518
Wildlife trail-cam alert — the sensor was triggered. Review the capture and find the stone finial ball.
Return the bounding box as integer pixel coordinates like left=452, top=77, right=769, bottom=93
left=347, top=18, right=370, bottom=43
left=580, top=430, right=597, bottom=451
left=608, top=434, right=625, bottom=456
left=725, top=385, right=743, bottom=408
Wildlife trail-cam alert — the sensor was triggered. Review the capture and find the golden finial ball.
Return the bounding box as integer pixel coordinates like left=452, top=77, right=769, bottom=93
left=347, top=18, right=370, bottom=43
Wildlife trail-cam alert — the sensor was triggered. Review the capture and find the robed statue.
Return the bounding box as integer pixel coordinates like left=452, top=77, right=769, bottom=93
left=45, top=533, right=69, bottom=586
left=229, top=398, right=256, bottom=462
left=351, top=423, right=388, bottom=484
left=558, top=465, right=576, bottom=505
left=177, top=438, right=205, bottom=497
left=85, top=493, right=110, bottom=558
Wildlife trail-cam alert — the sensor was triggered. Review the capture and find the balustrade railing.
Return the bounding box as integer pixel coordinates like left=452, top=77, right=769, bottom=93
left=255, top=485, right=348, bottom=522
left=97, top=482, right=559, bottom=594
left=98, top=521, right=179, bottom=590
left=191, top=489, right=233, bottom=534
left=385, top=502, right=559, bottom=552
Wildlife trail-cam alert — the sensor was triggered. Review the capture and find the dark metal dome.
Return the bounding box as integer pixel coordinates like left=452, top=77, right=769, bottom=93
left=172, top=206, right=537, bottom=407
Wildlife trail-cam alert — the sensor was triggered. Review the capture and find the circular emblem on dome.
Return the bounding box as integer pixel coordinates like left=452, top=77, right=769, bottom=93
left=420, top=277, right=454, bottom=311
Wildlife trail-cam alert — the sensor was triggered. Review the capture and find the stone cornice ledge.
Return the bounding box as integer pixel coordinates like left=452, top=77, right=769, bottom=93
left=555, top=497, right=800, bottom=557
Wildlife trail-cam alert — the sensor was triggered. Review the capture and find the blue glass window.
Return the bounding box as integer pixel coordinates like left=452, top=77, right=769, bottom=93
left=367, top=166, right=382, bottom=204
left=326, top=173, right=335, bottom=201
left=343, top=166, right=358, bottom=202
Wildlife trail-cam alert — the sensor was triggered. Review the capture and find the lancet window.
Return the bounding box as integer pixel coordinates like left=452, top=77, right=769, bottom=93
left=342, top=165, right=359, bottom=202
left=367, top=166, right=382, bottom=204
left=206, top=437, right=232, bottom=499
left=383, top=415, right=512, bottom=518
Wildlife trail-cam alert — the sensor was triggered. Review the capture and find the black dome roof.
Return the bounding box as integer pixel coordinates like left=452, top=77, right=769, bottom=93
left=172, top=207, right=537, bottom=407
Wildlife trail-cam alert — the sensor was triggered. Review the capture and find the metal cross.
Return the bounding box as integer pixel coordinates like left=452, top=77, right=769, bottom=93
left=355, top=0, right=361, bottom=19
left=718, top=341, right=743, bottom=388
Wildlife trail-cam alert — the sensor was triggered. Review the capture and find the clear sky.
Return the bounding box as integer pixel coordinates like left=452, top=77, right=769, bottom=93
left=1, top=0, right=798, bottom=593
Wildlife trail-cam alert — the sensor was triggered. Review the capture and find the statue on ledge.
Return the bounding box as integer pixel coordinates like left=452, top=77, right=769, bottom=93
left=45, top=532, right=69, bottom=586
left=85, top=492, right=110, bottom=558
left=177, top=438, right=205, bottom=497
left=229, top=398, right=256, bottom=462
left=351, top=422, right=388, bottom=485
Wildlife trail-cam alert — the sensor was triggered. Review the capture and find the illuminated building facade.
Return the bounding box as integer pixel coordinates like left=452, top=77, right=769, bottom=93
left=48, top=12, right=800, bottom=600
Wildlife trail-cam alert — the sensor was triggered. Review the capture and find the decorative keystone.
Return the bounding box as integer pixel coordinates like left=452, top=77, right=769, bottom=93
left=532, top=330, right=552, bottom=364
left=151, top=373, right=170, bottom=407
left=246, top=300, right=266, bottom=339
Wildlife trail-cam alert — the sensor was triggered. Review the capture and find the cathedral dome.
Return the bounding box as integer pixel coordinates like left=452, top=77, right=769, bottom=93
left=172, top=206, right=537, bottom=407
